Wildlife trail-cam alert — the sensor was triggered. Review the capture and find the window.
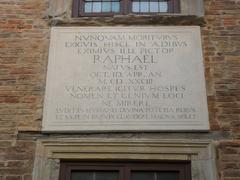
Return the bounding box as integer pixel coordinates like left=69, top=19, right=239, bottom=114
left=60, top=162, right=191, bottom=180
left=72, top=0, right=180, bottom=16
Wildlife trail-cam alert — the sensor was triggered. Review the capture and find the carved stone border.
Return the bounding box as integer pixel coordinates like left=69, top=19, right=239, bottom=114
left=33, top=138, right=218, bottom=180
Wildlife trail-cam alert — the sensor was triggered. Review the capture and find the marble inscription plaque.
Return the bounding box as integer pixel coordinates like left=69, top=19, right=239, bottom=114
left=42, top=26, right=209, bottom=132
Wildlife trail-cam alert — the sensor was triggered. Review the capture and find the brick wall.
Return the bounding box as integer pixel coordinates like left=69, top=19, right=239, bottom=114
left=203, top=0, right=240, bottom=137
left=218, top=141, right=240, bottom=179
left=0, top=0, right=239, bottom=179
left=0, top=0, right=48, bottom=179
left=202, top=0, right=240, bottom=179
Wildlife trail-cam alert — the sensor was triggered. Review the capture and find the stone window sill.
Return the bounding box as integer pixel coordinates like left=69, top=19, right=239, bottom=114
left=47, top=14, right=205, bottom=26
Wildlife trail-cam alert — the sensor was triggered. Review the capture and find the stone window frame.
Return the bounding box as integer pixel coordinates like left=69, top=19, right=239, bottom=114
left=72, top=0, right=180, bottom=17
left=33, top=138, right=218, bottom=180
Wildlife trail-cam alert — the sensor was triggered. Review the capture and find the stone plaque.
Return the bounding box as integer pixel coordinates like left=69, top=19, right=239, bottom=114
left=42, top=26, right=209, bottom=132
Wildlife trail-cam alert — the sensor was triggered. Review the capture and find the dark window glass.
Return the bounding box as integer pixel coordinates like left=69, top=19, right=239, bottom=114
left=60, top=162, right=190, bottom=180
left=71, top=171, right=93, bottom=180
left=71, top=171, right=119, bottom=180
left=132, top=171, right=156, bottom=180
left=132, top=171, right=179, bottom=180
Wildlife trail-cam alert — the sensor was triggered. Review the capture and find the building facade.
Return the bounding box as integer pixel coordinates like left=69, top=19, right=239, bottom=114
left=0, top=0, right=240, bottom=179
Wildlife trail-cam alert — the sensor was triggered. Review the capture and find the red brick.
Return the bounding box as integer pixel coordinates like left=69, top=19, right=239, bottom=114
left=6, top=161, right=24, bottom=168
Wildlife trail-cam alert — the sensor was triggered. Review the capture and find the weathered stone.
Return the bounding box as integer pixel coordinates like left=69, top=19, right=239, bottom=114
left=43, top=26, right=209, bottom=132
left=0, top=0, right=239, bottom=179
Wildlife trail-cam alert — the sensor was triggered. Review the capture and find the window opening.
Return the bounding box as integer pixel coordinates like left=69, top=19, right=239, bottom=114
left=71, top=171, right=119, bottom=180
left=132, top=0, right=169, bottom=13
left=84, top=0, right=121, bottom=13
left=60, top=162, right=191, bottom=180
left=72, top=0, right=180, bottom=16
